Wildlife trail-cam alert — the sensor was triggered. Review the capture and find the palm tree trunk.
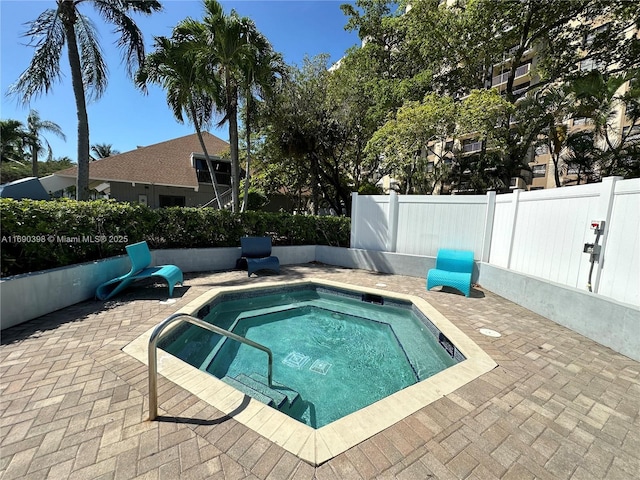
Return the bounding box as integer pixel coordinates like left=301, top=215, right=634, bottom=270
left=61, top=3, right=90, bottom=201
left=189, top=102, right=222, bottom=209
left=226, top=72, right=240, bottom=213
left=30, top=143, right=38, bottom=177
left=241, top=94, right=251, bottom=213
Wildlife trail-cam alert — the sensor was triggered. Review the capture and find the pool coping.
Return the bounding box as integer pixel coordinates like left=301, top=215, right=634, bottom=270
left=123, top=278, right=497, bottom=466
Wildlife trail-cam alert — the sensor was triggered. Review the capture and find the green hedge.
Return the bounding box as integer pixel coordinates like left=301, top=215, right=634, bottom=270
left=0, top=199, right=350, bottom=277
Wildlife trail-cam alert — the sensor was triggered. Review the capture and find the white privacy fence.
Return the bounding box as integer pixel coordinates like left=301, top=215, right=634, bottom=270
left=351, top=176, right=640, bottom=306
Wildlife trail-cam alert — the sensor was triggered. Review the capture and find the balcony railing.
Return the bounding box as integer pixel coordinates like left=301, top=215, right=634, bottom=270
left=491, top=63, right=531, bottom=86
left=491, top=72, right=510, bottom=86
left=463, top=141, right=483, bottom=153
left=514, top=63, right=531, bottom=78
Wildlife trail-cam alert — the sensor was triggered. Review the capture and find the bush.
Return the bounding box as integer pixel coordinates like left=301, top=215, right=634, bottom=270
left=0, top=198, right=350, bottom=277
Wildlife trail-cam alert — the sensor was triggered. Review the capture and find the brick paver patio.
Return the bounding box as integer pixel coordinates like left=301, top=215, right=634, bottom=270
left=1, top=264, right=638, bottom=479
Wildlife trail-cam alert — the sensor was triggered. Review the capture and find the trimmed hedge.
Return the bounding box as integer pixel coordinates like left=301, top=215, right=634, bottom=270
left=0, top=198, right=350, bottom=277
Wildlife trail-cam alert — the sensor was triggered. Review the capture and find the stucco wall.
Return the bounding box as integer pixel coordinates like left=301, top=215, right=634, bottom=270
left=108, top=182, right=221, bottom=208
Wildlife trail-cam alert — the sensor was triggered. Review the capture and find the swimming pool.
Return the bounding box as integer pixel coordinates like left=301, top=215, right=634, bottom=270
left=124, top=279, right=496, bottom=465
left=158, top=284, right=461, bottom=428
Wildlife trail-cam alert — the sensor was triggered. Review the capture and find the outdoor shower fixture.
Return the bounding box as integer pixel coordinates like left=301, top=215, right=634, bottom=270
left=584, top=220, right=605, bottom=291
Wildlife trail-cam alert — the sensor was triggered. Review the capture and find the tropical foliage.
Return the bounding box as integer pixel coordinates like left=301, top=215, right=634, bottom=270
left=0, top=198, right=350, bottom=277
left=8, top=0, right=162, bottom=200
left=90, top=143, right=120, bottom=160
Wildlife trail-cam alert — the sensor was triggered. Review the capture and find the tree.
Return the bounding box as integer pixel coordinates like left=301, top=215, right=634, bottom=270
left=262, top=55, right=362, bottom=215
left=26, top=110, right=66, bottom=177
left=0, top=120, right=30, bottom=166
left=137, top=34, right=224, bottom=208
left=569, top=70, right=640, bottom=178
left=8, top=0, right=162, bottom=200
left=366, top=93, right=456, bottom=194
left=237, top=22, right=285, bottom=212
left=175, top=0, right=276, bottom=212
left=91, top=143, right=120, bottom=160
left=90, top=143, right=120, bottom=160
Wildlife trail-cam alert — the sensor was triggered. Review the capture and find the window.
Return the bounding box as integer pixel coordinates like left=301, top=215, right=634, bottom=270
left=580, top=57, right=606, bottom=73
left=462, top=139, right=483, bottom=153
left=584, top=23, right=609, bottom=48
left=535, top=144, right=549, bottom=156
left=159, top=195, right=185, bottom=207
left=566, top=165, right=580, bottom=175
left=444, top=140, right=454, bottom=152
left=195, top=159, right=231, bottom=185
left=532, top=164, right=546, bottom=178
left=426, top=161, right=434, bottom=173
left=573, top=117, right=588, bottom=126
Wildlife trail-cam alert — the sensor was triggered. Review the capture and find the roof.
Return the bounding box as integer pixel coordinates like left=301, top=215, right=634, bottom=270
left=54, top=132, right=229, bottom=189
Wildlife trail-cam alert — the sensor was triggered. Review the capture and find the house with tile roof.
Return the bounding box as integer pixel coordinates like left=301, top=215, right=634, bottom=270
left=41, top=132, right=231, bottom=208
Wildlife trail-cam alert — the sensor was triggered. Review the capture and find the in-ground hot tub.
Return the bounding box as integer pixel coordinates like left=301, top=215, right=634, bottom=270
left=124, top=279, right=496, bottom=465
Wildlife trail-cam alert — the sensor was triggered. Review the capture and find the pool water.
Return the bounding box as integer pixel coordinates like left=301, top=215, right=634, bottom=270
left=160, top=285, right=458, bottom=428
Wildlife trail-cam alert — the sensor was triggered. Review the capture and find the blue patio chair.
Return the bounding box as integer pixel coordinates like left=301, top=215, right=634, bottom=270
left=426, top=249, right=474, bottom=297
left=239, top=236, right=280, bottom=277
left=96, top=241, right=183, bottom=300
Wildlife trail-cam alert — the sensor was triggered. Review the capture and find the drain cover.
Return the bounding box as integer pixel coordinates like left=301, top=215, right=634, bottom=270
left=479, top=328, right=501, bottom=337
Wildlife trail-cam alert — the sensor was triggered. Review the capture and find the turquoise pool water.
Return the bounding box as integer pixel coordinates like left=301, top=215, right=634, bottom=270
left=160, top=285, right=459, bottom=428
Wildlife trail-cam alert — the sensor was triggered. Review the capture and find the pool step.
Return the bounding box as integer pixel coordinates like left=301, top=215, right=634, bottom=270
left=246, top=373, right=300, bottom=407
left=221, top=373, right=301, bottom=410
left=221, top=376, right=276, bottom=407
left=234, top=374, right=288, bottom=408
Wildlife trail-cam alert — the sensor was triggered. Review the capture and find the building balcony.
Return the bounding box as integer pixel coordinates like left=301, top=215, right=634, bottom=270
left=491, top=63, right=531, bottom=87
left=462, top=140, right=483, bottom=153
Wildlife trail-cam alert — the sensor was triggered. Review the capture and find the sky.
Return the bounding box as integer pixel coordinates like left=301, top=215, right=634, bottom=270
left=0, top=0, right=361, bottom=162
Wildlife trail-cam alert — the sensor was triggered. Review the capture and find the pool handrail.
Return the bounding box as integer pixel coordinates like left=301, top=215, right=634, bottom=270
left=148, top=312, right=274, bottom=421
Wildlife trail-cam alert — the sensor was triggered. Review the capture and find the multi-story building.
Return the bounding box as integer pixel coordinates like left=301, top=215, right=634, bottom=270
left=426, top=10, right=639, bottom=193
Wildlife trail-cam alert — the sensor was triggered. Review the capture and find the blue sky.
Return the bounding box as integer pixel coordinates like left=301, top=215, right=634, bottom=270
left=1, top=1, right=361, bottom=162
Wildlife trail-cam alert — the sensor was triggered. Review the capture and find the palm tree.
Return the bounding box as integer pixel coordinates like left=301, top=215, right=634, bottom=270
left=176, top=0, right=276, bottom=212
left=0, top=120, right=31, bottom=165
left=136, top=35, right=224, bottom=209
left=569, top=70, right=640, bottom=177
left=26, top=110, right=66, bottom=177
left=535, top=85, right=575, bottom=187
left=238, top=24, right=285, bottom=212
left=90, top=143, right=120, bottom=160
left=8, top=0, right=162, bottom=200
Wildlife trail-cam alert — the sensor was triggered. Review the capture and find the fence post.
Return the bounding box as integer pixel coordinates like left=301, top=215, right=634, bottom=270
left=350, top=192, right=359, bottom=249
left=481, top=191, right=496, bottom=262
left=506, top=189, right=524, bottom=269
left=592, top=176, right=622, bottom=293
left=387, top=191, right=399, bottom=253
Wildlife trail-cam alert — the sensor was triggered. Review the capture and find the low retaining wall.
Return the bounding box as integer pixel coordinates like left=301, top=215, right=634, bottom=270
left=0, top=255, right=130, bottom=330
left=478, top=263, right=640, bottom=362
left=2, top=245, right=637, bottom=362
left=0, top=245, right=316, bottom=330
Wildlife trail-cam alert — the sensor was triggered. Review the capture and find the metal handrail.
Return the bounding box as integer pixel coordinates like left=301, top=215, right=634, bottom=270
left=148, top=312, right=273, bottom=421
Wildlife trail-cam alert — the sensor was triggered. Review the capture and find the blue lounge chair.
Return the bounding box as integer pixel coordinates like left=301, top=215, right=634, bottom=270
left=426, top=249, right=474, bottom=297
left=96, top=241, right=183, bottom=300
left=239, top=236, right=280, bottom=277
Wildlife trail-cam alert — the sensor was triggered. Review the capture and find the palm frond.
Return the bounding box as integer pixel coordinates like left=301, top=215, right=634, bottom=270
left=74, top=12, right=108, bottom=100
left=92, top=0, right=160, bottom=77
left=7, top=8, right=65, bottom=104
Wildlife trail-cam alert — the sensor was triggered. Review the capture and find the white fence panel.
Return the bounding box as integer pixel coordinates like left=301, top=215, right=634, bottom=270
left=509, top=186, right=602, bottom=289
left=395, top=196, right=487, bottom=258
left=597, top=179, right=640, bottom=305
left=490, top=194, right=516, bottom=268
left=351, top=178, right=639, bottom=306
left=350, top=194, right=390, bottom=251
